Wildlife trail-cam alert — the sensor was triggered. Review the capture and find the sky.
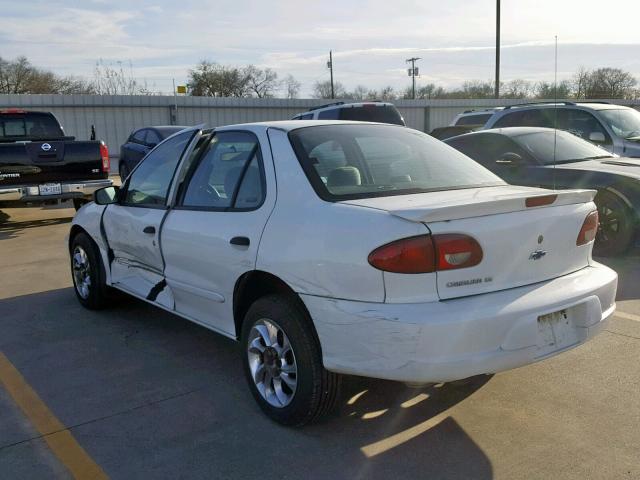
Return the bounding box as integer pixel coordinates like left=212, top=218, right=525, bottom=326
left=0, top=0, right=639, bottom=96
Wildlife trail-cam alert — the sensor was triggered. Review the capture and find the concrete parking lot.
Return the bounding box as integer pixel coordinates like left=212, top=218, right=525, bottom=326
left=0, top=203, right=639, bottom=480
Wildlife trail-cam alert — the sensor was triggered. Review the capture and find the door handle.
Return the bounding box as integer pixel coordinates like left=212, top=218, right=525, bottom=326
left=143, top=226, right=156, bottom=234
left=230, top=236, right=250, bottom=246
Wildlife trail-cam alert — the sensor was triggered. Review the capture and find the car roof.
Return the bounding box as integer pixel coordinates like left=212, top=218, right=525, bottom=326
left=216, top=119, right=404, bottom=133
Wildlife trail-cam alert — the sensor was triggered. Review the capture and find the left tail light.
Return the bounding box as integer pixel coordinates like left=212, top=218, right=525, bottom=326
left=368, top=234, right=483, bottom=274
left=576, top=210, right=599, bottom=246
left=100, top=142, right=110, bottom=173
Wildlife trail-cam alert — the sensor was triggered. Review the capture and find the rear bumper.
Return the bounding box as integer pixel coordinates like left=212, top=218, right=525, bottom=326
left=0, top=179, right=112, bottom=203
left=302, top=263, right=618, bottom=383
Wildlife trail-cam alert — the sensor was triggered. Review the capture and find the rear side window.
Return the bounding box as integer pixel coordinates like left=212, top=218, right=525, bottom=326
left=493, top=109, right=553, bottom=128
left=180, top=131, right=264, bottom=210
left=0, top=113, right=63, bottom=139
left=557, top=110, right=611, bottom=144
left=131, top=129, right=147, bottom=143
left=290, top=124, right=503, bottom=201
left=455, top=113, right=492, bottom=126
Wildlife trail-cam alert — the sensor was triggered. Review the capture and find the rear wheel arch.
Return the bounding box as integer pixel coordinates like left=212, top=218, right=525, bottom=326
left=68, top=224, right=89, bottom=252
left=233, top=271, right=318, bottom=342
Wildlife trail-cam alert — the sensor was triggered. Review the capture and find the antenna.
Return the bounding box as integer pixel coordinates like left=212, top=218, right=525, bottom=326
left=552, top=35, right=558, bottom=191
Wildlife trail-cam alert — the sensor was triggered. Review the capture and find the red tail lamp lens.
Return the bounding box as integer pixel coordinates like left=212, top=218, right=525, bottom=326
left=368, top=234, right=483, bottom=273
left=368, top=235, right=435, bottom=274
left=100, top=142, right=110, bottom=172
left=577, top=210, right=599, bottom=246
left=433, top=234, right=483, bottom=270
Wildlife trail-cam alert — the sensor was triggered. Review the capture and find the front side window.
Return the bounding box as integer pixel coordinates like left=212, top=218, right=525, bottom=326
left=123, top=130, right=195, bottom=206
left=289, top=124, right=504, bottom=200
left=446, top=134, right=534, bottom=167
left=512, top=130, right=613, bottom=164
left=180, top=131, right=264, bottom=210
left=598, top=108, right=640, bottom=139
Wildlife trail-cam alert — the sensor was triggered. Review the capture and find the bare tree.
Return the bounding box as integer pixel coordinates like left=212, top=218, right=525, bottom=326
left=349, top=85, right=369, bottom=100
left=243, top=65, right=279, bottom=98
left=535, top=80, right=572, bottom=99
left=282, top=74, right=301, bottom=99
left=0, top=55, right=93, bottom=94
left=501, top=79, right=533, bottom=99
left=93, top=59, right=149, bottom=95
left=312, top=80, right=346, bottom=99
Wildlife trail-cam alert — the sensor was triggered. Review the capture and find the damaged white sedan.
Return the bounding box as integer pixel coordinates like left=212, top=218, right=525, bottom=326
left=69, top=121, right=617, bottom=425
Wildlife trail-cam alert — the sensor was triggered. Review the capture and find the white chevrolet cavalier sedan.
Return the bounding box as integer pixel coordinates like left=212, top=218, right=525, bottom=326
left=70, top=121, right=617, bottom=425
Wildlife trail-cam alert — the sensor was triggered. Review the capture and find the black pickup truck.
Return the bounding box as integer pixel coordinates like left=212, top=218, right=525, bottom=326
left=0, top=109, right=112, bottom=210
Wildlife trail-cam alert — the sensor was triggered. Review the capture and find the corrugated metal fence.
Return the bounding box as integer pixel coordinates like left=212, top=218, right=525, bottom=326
left=1, top=94, right=639, bottom=159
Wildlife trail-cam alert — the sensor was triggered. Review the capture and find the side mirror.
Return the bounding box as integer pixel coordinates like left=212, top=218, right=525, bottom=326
left=589, top=132, right=606, bottom=143
left=94, top=186, right=120, bottom=205
left=496, top=152, right=523, bottom=165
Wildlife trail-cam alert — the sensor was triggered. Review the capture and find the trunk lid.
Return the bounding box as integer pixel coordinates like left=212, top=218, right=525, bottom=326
left=344, top=185, right=596, bottom=299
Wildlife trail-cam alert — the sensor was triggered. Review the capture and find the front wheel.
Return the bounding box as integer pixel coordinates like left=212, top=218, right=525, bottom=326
left=241, top=295, right=341, bottom=426
left=70, top=232, right=112, bottom=310
left=593, top=190, right=634, bottom=256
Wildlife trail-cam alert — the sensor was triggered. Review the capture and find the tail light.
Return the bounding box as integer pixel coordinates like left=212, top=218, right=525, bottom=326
left=368, top=234, right=482, bottom=274
left=433, top=234, right=483, bottom=270
left=576, top=210, right=599, bottom=246
left=368, top=236, right=435, bottom=273
left=100, top=142, right=110, bottom=173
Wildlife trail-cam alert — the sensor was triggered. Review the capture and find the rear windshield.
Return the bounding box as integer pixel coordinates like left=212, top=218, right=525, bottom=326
left=455, top=113, right=492, bottom=126
left=318, top=105, right=405, bottom=126
left=289, top=124, right=504, bottom=201
left=0, top=113, right=64, bottom=140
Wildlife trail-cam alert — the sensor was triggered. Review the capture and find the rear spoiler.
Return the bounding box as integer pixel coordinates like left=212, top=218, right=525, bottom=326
left=388, top=189, right=597, bottom=223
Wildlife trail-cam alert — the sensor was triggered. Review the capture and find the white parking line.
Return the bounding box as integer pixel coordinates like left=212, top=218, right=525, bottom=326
left=615, top=311, right=640, bottom=323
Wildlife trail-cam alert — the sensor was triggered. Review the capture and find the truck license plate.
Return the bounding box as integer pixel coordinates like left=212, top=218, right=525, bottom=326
left=38, top=183, right=62, bottom=195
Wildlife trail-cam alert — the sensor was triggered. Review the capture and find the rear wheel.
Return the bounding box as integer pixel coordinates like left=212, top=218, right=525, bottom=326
left=240, top=294, right=341, bottom=426
left=593, top=190, right=634, bottom=257
left=70, top=232, right=112, bottom=310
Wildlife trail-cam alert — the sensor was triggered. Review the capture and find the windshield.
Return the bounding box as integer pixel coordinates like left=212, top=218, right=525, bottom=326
left=513, top=130, right=614, bottom=164
left=598, top=108, right=640, bottom=139
left=289, top=124, right=505, bottom=200
left=0, top=113, right=64, bottom=140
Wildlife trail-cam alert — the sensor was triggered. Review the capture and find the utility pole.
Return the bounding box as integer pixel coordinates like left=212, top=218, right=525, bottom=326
left=327, top=51, right=335, bottom=99
left=495, top=0, right=501, bottom=99
left=406, top=57, right=420, bottom=99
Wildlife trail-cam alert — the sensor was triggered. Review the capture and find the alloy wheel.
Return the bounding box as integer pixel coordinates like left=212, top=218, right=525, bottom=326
left=247, top=318, right=298, bottom=408
left=72, top=246, right=92, bottom=299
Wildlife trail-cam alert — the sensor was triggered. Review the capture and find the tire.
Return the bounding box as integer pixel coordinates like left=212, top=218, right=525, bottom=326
left=73, top=198, right=88, bottom=211
left=70, top=232, right=112, bottom=310
left=119, top=162, right=129, bottom=181
left=593, top=190, right=634, bottom=257
left=240, top=294, right=341, bottom=426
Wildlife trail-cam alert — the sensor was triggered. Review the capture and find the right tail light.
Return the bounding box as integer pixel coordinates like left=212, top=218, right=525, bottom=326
left=368, top=234, right=483, bottom=274
left=576, top=210, right=599, bottom=246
